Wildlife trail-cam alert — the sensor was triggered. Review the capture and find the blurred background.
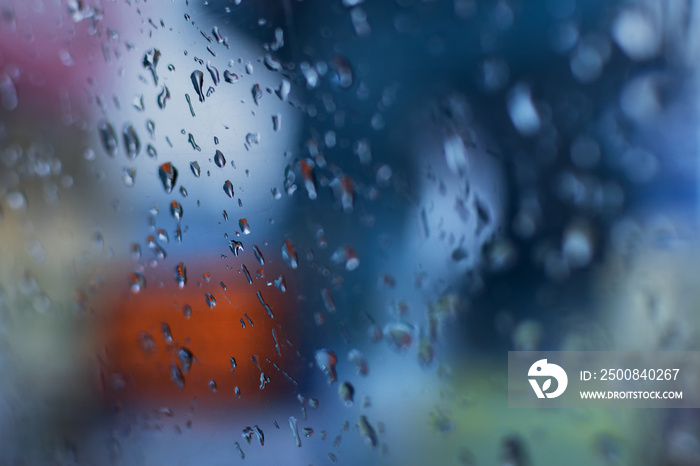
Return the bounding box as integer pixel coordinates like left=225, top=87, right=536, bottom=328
left=0, top=0, right=699, bottom=464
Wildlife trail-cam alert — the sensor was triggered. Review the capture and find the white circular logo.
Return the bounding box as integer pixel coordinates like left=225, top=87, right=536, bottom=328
left=528, top=359, right=568, bottom=399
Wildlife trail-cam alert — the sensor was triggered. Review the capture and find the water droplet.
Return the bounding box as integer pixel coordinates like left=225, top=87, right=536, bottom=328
left=131, top=243, right=141, bottom=260
left=161, top=322, right=174, bottom=344
left=257, top=291, right=274, bottom=318
left=146, top=144, right=157, bottom=158
left=281, top=240, right=298, bottom=269
left=224, top=70, right=239, bottom=83
left=146, top=119, right=156, bottom=138
left=122, top=167, right=136, bottom=187
left=330, top=56, right=353, bottom=88
left=143, top=49, right=161, bottom=85
left=183, top=304, right=192, bottom=318
left=185, top=94, right=196, bottom=117
left=158, top=162, right=178, bottom=193
left=507, top=84, right=541, bottom=136
left=245, top=133, right=260, bottom=148
left=272, top=113, right=281, bottom=131
left=234, top=442, right=244, bottom=459
left=242, top=426, right=255, bottom=444
left=348, top=349, right=369, bottom=375
left=383, top=322, right=413, bottom=350
left=259, top=372, right=270, bottom=389
left=314, top=348, right=338, bottom=384
left=170, top=363, right=185, bottom=388
left=238, top=218, right=250, bottom=235
left=190, top=161, right=201, bottom=178
left=357, top=416, right=378, bottom=447
left=253, top=245, right=265, bottom=265
left=276, top=79, right=291, bottom=101
left=331, top=245, right=360, bottom=271
left=331, top=175, right=354, bottom=212
left=133, top=95, right=145, bottom=112
left=339, top=381, right=355, bottom=406
left=212, top=26, right=225, bottom=44
left=240, top=264, right=252, bottom=284
left=612, top=9, right=660, bottom=61
left=157, top=229, right=169, bottom=243
left=6, top=191, right=26, bottom=210
left=178, top=347, right=194, bottom=373
left=206, top=62, right=220, bottom=85
left=289, top=416, right=302, bottom=447
left=264, top=54, right=282, bottom=72
left=170, top=201, right=183, bottom=221
left=191, top=70, right=205, bottom=102
left=130, top=272, right=145, bottom=293
left=98, top=120, right=118, bottom=156
left=175, top=262, right=187, bottom=288
left=274, top=275, right=286, bottom=292
left=229, top=240, right=244, bottom=256
left=147, top=235, right=167, bottom=259
left=251, top=84, right=262, bottom=105
left=223, top=180, right=234, bottom=198
left=205, top=293, right=217, bottom=308
left=209, top=379, right=217, bottom=392
left=214, top=150, right=226, bottom=168
left=157, top=85, right=170, bottom=109
left=321, top=288, right=336, bottom=313
left=299, top=160, right=317, bottom=199
left=187, top=133, right=201, bottom=151
left=254, top=426, right=265, bottom=446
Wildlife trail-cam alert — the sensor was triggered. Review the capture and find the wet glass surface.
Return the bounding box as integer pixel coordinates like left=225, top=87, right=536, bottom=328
left=0, top=0, right=699, bottom=464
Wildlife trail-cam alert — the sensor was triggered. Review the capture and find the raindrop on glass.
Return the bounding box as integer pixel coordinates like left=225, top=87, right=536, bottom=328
left=214, top=150, right=226, bottom=168
left=251, top=84, right=262, bottom=105
left=224, top=70, right=239, bottom=83
left=314, top=348, right=338, bottom=384
left=143, top=48, right=161, bottom=85
left=348, top=349, right=369, bottom=375
left=289, top=416, right=302, bottom=447
left=191, top=70, right=205, bottom=102
left=239, top=218, right=250, bottom=235
left=190, top=161, right=201, bottom=178
left=223, top=180, right=234, bottom=198
left=130, top=272, right=146, bottom=293
left=175, top=262, right=187, bottom=288
left=178, top=347, right=194, bottom=373
left=281, top=240, right=298, bottom=269
left=339, top=381, right=355, bottom=406
left=122, top=167, right=136, bottom=187
left=158, top=163, right=178, bottom=193
left=170, top=201, right=183, bottom=221
left=157, top=85, right=171, bottom=109
left=98, top=121, right=118, bottom=156
left=229, top=240, right=244, bottom=256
